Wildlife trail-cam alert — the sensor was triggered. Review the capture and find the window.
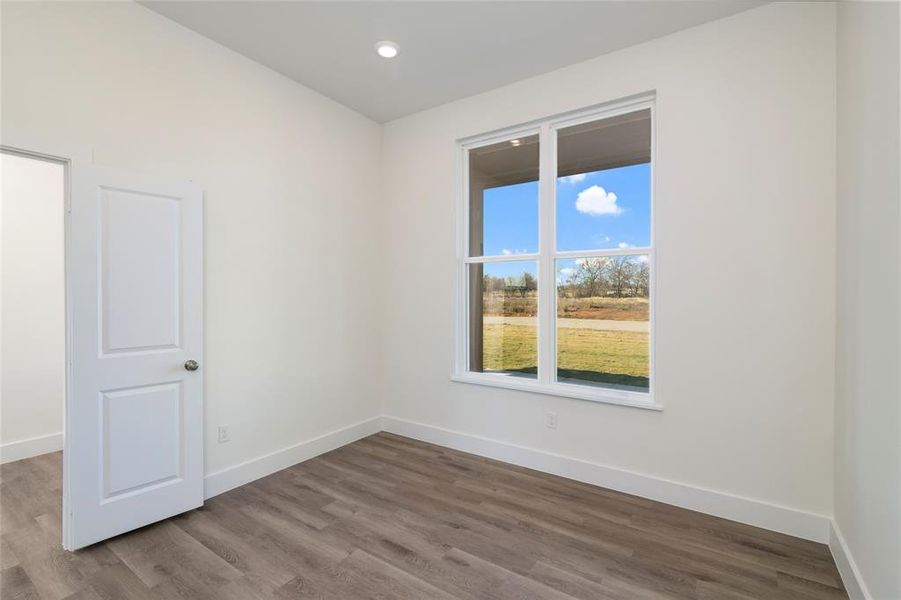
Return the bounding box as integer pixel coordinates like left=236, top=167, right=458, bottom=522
left=455, top=96, right=657, bottom=409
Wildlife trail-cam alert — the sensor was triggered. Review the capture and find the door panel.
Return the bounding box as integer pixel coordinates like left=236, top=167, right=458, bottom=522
left=100, top=187, right=181, bottom=354
left=68, top=165, right=203, bottom=549
left=102, top=382, right=182, bottom=499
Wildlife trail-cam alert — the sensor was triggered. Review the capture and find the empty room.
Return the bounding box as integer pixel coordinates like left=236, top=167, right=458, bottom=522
left=0, top=1, right=898, bottom=599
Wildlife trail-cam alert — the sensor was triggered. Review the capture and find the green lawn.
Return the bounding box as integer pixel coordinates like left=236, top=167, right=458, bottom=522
left=482, top=323, right=649, bottom=390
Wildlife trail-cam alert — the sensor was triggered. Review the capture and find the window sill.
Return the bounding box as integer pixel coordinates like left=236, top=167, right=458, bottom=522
left=451, top=372, right=662, bottom=411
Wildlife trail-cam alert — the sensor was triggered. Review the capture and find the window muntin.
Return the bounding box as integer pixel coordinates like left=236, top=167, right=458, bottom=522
left=458, top=99, right=655, bottom=407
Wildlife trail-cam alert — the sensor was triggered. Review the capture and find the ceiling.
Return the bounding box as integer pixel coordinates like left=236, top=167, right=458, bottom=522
left=141, top=1, right=764, bottom=123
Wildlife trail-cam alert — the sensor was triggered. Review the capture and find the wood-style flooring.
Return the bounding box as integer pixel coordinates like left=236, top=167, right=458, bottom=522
left=1, top=432, right=847, bottom=599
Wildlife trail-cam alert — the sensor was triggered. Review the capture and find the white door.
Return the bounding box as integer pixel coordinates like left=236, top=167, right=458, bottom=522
left=66, top=165, right=203, bottom=549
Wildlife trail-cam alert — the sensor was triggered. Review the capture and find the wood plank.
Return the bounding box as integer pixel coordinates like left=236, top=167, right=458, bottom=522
left=0, top=436, right=848, bottom=599
left=0, top=565, right=41, bottom=600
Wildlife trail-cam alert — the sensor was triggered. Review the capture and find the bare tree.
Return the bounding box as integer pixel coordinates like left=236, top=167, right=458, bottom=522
left=485, top=259, right=647, bottom=301
left=604, top=256, right=635, bottom=298
left=522, top=271, right=537, bottom=292
left=482, top=275, right=506, bottom=293
left=574, top=257, right=608, bottom=298
left=635, top=260, right=650, bottom=297
left=563, top=268, right=581, bottom=298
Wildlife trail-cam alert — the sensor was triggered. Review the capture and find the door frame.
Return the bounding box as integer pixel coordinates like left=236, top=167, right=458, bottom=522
left=1, top=130, right=91, bottom=550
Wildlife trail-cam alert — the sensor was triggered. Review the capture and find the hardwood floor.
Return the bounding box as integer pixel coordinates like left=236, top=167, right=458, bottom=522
left=1, top=432, right=847, bottom=599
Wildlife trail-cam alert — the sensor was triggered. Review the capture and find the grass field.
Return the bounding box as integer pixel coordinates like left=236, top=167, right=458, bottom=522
left=482, top=293, right=649, bottom=321
left=482, top=322, right=649, bottom=390
left=557, top=296, right=648, bottom=321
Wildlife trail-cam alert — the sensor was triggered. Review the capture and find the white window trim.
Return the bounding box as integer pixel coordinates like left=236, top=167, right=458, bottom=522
left=452, top=92, right=660, bottom=410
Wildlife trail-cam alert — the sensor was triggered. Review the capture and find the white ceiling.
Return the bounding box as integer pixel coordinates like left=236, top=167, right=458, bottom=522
left=142, top=1, right=764, bottom=123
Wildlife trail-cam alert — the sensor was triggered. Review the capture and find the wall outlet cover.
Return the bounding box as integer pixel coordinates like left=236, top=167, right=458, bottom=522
left=546, top=411, right=558, bottom=429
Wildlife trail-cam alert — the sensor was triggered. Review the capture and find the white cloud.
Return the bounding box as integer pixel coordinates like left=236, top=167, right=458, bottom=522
left=575, top=185, right=622, bottom=216
left=501, top=248, right=527, bottom=256
left=560, top=173, right=587, bottom=185
left=559, top=267, right=575, bottom=277
left=618, top=242, right=631, bottom=249
left=637, top=255, right=649, bottom=263
left=501, top=249, right=512, bottom=255
left=575, top=257, right=607, bottom=267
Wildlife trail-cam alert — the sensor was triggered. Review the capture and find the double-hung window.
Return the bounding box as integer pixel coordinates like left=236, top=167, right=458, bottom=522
left=454, top=95, right=657, bottom=409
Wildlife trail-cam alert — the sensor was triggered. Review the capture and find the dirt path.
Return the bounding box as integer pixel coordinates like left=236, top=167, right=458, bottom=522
left=483, top=315, right=649, bottom=332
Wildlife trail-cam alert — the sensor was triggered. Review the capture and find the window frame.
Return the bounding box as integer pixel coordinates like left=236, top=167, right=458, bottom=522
left=452, top=93, right=660, bottom=410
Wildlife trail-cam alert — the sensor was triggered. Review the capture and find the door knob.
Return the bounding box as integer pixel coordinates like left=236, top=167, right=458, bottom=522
left=184, top=360, right=200, bottom=371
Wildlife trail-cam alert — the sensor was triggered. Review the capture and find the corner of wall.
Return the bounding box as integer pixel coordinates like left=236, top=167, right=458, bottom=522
left=829, top=521, right=872, bottom=600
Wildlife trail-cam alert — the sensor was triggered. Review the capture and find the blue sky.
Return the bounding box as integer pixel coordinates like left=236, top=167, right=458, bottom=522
left=481, top=181, right=539, bottom=256
left=480, top=260, right=537, bottom=283
left=555, top=162, right=650, bottom=251
left=479, top=163, right=650, bottom=278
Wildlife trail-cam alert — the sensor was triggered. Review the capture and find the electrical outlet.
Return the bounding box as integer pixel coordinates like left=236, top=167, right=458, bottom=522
left=218, top=425, right=230, bottom=443
left=546, top=411, right=558, bottom=429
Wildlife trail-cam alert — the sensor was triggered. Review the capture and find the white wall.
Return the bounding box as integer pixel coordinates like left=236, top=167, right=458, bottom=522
left=835, top=2, right=901, bottom=599
left=380, top=2, right=837, bottom=519
left=1, top=154, right=65, bottom=456
left=0, top=1, right=383, bottom=475
left=5, top=2, right=880, bottom=575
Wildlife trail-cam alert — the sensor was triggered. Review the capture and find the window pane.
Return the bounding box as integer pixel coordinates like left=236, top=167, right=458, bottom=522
left=556, top=255, right=649, bottom=392
left=469, top=261, right=537, bottom=378
left=469, top=135, right=538, bottom=257
left=556, top=110, right=651, bottom=252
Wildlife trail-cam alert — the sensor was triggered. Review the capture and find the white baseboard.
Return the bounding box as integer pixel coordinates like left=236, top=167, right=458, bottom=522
left=0, top=432, right=63, bottom=464
left=382, top=416, right=831, bottom=543
left=203, top=416, right=382, bottom=499
left=6, top=418, right=839, bottom=551
left=829, top=521, right=871, bottom=600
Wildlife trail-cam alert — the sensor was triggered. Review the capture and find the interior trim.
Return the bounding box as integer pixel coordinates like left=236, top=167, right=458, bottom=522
left=202, top=416, right=382, bottom=499
left=0, top=432, right=64, bottom=464
left=829, top=521, right=872, bottom=600
left=381, top=415, right=831, bottom=543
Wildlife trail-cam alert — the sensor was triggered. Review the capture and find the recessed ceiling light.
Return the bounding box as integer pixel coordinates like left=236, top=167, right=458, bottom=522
left=375, top=41, right=399, bottom=59
left=510, top=139, right=521, bottom=146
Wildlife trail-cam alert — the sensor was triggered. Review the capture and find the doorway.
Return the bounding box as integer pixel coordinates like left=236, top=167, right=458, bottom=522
left=0, top=150, right=67, bottom=542
left=2, top=137, right=205, bottom=550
